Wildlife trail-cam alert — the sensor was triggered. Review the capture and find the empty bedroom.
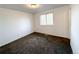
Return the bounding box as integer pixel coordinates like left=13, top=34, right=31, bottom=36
left=0, top=4, right=79, bottom=54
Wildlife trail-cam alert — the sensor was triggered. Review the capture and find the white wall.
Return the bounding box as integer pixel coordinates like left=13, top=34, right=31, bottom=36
left=34, top=6, right=70, bottom=38
left=70, top=5, right=79, bottom=54
left=0, top=8, right=34, bottom=47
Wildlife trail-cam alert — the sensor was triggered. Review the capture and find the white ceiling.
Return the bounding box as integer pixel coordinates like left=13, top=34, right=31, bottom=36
left=0, top=4, right=68, bottom=14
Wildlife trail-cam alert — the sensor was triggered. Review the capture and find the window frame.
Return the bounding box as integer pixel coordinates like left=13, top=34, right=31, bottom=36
left=40, top=12, right=54, bottom=26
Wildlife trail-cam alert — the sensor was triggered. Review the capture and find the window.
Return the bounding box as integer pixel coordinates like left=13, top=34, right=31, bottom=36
left=40, top=13, right=53, bottom=25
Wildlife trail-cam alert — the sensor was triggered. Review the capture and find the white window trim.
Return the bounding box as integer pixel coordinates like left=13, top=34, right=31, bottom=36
left=40, top=12, right=53, bottom=26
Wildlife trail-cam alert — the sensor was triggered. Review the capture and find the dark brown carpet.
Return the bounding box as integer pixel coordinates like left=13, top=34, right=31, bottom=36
left=0, top=32, right=72, bottom=54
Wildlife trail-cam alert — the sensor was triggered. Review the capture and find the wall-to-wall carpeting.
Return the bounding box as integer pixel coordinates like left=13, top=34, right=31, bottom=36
left=0, top=32, right=72, bottom=54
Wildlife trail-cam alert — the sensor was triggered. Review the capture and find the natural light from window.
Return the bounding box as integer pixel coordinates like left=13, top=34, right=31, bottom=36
left=40, top=13, right=53, bottom=25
